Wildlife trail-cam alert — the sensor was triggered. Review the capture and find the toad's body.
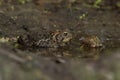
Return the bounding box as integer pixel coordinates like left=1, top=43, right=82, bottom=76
left=17, top=31, right=72, bottom=48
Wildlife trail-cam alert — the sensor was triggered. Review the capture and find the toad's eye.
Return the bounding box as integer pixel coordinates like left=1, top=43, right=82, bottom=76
left=63, top=32, right=68, bottom=36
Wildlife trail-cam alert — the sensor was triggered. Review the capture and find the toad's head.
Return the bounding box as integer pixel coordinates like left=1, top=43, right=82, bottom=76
left=52, top=30, right=72, bottom=43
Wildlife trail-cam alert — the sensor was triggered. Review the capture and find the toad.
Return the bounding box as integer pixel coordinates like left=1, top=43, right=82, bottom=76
left=17, top=30, right=72, bottom=48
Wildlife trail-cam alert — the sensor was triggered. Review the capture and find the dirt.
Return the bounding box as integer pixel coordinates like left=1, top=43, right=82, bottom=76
left=0, top=0, right=120, bottom=80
